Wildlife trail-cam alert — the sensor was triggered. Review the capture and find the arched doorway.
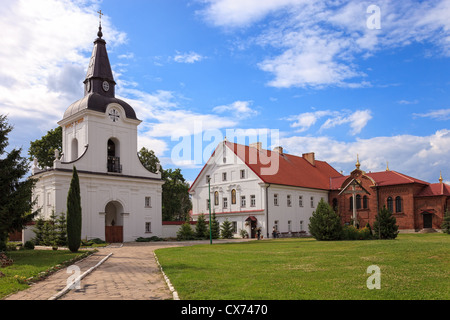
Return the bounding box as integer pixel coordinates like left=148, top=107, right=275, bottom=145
left=105, top=201, right=123, bottom=242
left=245, top=216, right=257, bottom=238
left=107, top=138, right=121, bottom=173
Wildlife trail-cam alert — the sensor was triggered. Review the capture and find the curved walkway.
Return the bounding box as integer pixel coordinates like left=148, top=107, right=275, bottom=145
left=4, top=239, right=254, bottom=300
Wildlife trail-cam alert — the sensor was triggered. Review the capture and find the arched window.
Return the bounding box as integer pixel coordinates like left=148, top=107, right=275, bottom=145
left=332, top=198, right=338, bottom=212
left=231, top=189, right=236, bottom=205
left=356, top=195, right=362, bottom=210
left=214, top=191, right=219, bottom=206
left=71, top=138, right=78, bottom=161
left=395, top=196, right=402, bottom=213
left=363, top=195, right=368, bottom=209
left=387, top=196, right=393, bottom=213
left=107, top=139, right=121, bottom=173
left=349, top=196, right=353, bottom=210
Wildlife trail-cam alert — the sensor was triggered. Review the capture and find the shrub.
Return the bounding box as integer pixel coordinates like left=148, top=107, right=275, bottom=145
left=220, top=219, right=234, bottom=239
left=177, top=222, right=195, bottom=241
left=309, top=199, right=343, bottom=241
left=441, top=210, right=450, bottom=234
left=373, top=206, right=399, bottom=239
left=24, top=241, right=35, bottom=250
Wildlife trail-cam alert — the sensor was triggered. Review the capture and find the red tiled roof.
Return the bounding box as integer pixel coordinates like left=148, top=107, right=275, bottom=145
left=330, top=170, right=430, bottom=190
left=226, top=141, right=342, bottom=190
left=416, top=183, right=450, bottom=197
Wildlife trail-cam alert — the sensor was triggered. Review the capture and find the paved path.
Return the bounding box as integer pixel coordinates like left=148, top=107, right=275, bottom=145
left=4, top=239, right=254, bottom=300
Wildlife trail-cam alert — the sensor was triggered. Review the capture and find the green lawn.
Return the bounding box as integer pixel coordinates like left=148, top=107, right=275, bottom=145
left=0, top=249, right=93, bottom=299
left=155, top=234, right=450, bottom=300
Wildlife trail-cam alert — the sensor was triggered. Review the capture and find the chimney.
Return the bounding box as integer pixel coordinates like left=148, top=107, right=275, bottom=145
left=250, top=142, right=262, bottom=150
left=273, top=146, right=283, bottom=154
left=302, top=152, right=315, bottom=166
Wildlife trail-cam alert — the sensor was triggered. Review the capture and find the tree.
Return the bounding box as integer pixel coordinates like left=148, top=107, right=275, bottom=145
left=441, top=209, right=450, bottom=234
left=220, top=219, right=234, bottom=239
left=176, top=221, right=195, bottom=240
left=373, top=206, right=399, bottom=239
left=28, top=126, right=62, bottom=168
left=308, top=198, right=343, bottom=241
left=67, top=166, right=82, bottom=252
left=195, top=213, right=208, bottom=239
left=138, top=149, right=192, bottom=221
left=210, top=212, right=220, bottom=239
left=161, top=168, right=192, bottom=221
left=0, top=115, right=37, bottom=251
left=138, top=147, right=160, bottom=173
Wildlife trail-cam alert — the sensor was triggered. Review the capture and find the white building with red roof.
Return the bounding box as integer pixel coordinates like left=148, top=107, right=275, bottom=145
left=188, top=140, right=342, bottom=238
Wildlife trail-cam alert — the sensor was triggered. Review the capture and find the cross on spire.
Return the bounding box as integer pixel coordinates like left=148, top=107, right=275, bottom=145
left=97, top=10, right=104, bottom=25
left=96, top=9, right=104, bottom=39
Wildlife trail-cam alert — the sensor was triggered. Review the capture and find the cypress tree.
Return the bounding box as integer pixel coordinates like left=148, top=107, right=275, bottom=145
left=67, top=166, right=82, bottom=252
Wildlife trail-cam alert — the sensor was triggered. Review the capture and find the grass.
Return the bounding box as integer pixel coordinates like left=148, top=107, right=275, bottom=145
left=0, top=249, right=94, bottom=299
left=155, top=234, right=450, bottom=300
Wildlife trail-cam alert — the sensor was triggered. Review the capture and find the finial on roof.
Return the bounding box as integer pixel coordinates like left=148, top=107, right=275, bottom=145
left=97, top=9, right=104, bottom=39
left=439, top=171, right=443, bottom=184
left=355, top=154, right=360, bottom=170
left=386, top=161, right=390, bottom=171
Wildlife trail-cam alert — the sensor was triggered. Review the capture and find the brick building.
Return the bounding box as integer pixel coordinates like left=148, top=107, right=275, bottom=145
left=329, top=157, right=450, bottom=232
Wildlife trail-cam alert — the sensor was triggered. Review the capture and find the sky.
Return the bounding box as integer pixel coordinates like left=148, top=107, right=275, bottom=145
left=1, top=0, right=450, bottom=185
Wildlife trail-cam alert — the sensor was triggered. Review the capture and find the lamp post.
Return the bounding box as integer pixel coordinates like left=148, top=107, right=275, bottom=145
left=208, top=177, right=212, bottom=245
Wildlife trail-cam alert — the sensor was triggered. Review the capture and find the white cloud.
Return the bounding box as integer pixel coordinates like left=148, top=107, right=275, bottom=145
left=413, top=109, right=450, bottom=121
left=173, top=51, right=205, bottom=64
left=199, top=0, right=450, bottom=88
left=213, top=100, right=258, bottom=119
left=0, top=0, right=126, bottom=128
left=286, top=109, right=372, bottom=135
left=280, top=129, right=450, bottom=182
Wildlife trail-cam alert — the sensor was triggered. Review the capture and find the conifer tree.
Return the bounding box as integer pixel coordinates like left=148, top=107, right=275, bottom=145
left=220, top=219, right=234, bottom=239
left=210, top=212, right=220, bottom=239
left=0, top=115, right=37, bottom=251
left=195, top=214, right=208, bottom=239
left=440, top=210, right=450, bottom=234
left=373, top=206, right=399, bottom=239
left=308, top=198, right=343, bottom=241
left=67, top=166, right=82, bottom=252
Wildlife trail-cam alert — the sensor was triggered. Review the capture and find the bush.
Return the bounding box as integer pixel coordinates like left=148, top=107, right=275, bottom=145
left=220, top=219, right=234, bottom=239
left=342, top=225, right=372, bottom=240
left=441, top=210, right=450, bottom=234
left=136, top=236, right=163, bottom=242
left=373, top=206, right=399, bottom=239
left=309, top=199, right=343, bottom=241
left=177, top=222, right=195, bottom=241
left=24, top=241, right=35, bottom=250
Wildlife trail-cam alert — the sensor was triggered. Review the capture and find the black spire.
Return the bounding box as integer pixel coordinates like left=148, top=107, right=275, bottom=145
left=83, top=10, right=115, bottom=97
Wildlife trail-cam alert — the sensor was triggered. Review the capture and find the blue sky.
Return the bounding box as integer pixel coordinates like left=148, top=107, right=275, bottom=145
left=1, top=0, right=450, bottom=184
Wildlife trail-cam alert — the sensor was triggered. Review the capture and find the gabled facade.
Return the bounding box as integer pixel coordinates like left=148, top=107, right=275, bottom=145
left=29, top=26, right=163, bottom=242
left=189, top=140, right=342, bottom=238
left=329, top=160, right=450, bottom=231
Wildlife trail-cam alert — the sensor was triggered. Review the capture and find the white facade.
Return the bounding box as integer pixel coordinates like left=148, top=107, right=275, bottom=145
left=29, top=28, right=163, bottom=243
left=189, top=141, right=330, bottom=238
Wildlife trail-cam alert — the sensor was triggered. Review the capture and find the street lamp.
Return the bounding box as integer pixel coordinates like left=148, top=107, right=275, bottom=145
left=208, top=177, right=212, bottom=245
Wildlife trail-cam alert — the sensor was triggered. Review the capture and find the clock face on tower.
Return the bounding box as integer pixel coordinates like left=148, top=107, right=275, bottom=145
left=102, top=81, right=110, bottom=92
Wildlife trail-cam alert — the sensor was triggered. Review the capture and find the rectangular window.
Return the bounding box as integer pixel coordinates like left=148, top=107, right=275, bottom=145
left=300, top=220, right=304, bottom=231
left=240, top=169, right=245, bottom=179
left=223, top=197, right=228, bottom=209
left=241, top=196, right=246, bottom=207
left=310, top=196, right=314, bottom=208
left=250, top=195, right=256, bottom=207
left=222, top=172, right=227, bottom=181
left=274, top=194, right=279, bottom=206
left=47, top=192, right=51, bottom=206
left=299, top=195, right=303, bottom=207
left=206, top=199, right=210, bottom=211
left=288, top=220, right=292, bottom=232
left=145, top=222, right=151, bottom=233
left=287, top=195, right=292, bottom=207
left=145, top=196, right=152, bottom=208
left=274, top=220, right=279, bottom=231
left=232, top=221, right=237, bottom=234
